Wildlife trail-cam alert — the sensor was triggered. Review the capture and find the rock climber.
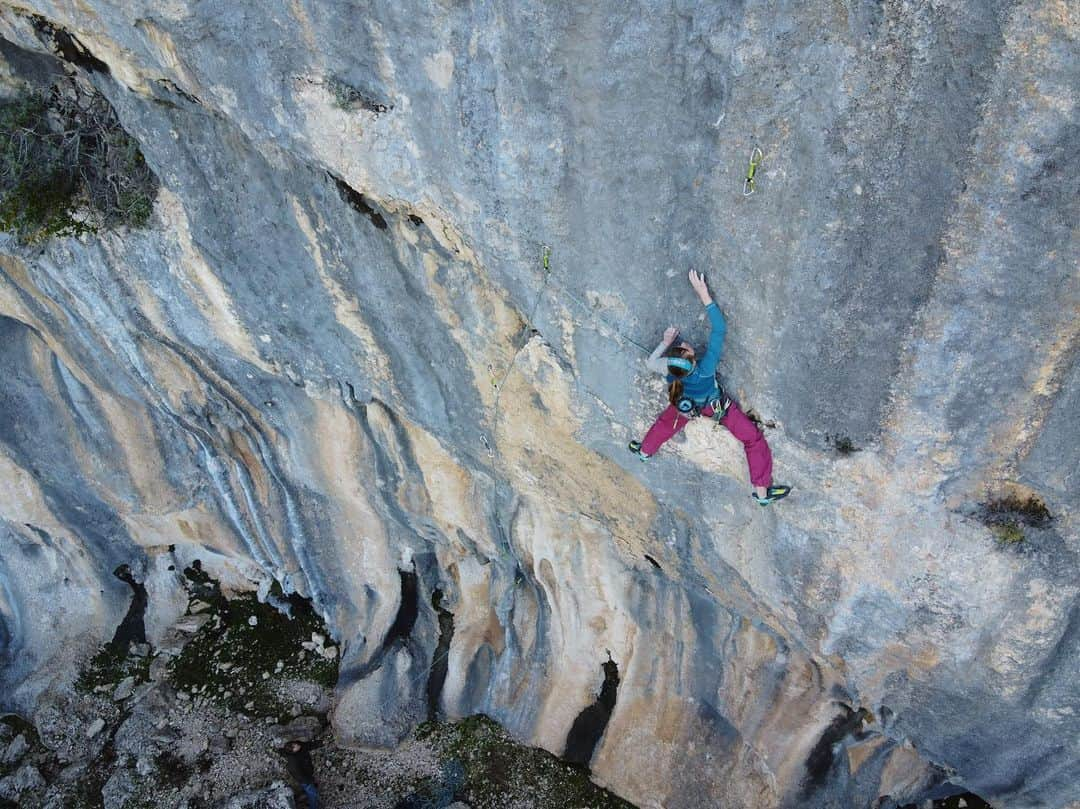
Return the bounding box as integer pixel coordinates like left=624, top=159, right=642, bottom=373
left=279, top=738, right=322, bottom=808
left=628, top=270, right=792, bottom=506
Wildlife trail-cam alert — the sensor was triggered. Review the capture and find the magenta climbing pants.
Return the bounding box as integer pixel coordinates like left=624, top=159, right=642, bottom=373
left=639, top=401, right=773, bottom=487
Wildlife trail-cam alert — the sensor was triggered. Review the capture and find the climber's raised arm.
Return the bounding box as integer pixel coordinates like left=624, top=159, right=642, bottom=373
left=646, top=326, right=680, bottom=375
left=689, top=271, right=726, bottom=376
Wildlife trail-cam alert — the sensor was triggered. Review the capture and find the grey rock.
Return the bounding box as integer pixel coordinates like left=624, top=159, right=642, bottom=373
left=174, top=614, right=212, bottom=634
left=101, top=766, right=138, bottom=809
left=208, top=734, right=232, bottom=755
left=31, top=695, right=112, bottom=766
left=149, top=656, right=170, bottom=682
left=0, top=733, right=28, bottom=765
left=0, top=4, right=1075, bottom=809
left=59, top=762, right=89, bottom=782
left=129, top=682, right=157, bottom=706
left=221, top=782, right=295, bottom=809
left=270, top=715, right=322, bottom=745
left=85, top=718, right=106, bottom=738
left=112, top=677, right=136, bottom=702
left=0, top=764, right=45, bottom=800
left=130, top=643, right=151, bottom=658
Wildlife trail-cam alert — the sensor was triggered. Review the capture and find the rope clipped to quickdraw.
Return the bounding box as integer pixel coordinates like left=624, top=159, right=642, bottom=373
left=743, top=146, right=763, bottom=196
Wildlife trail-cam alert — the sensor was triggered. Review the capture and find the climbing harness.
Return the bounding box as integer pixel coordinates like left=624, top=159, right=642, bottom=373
left=675, top=391, right=731, bottom=420
left=743, top=146, right=763, bottom=196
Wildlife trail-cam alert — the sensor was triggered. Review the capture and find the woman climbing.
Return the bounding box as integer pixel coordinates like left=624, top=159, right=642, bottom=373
left=628, top=270, right=792, bottom=506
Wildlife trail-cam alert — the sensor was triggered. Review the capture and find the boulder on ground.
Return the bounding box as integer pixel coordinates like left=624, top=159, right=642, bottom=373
left=0, top=733, right=28, bottom=765
left=221, top=781, right=295, bottom=809
left=0, top=764, right=46, bottom=800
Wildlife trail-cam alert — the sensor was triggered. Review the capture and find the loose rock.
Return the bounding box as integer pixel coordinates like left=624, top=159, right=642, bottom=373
left=175, top=614, right=211, bottom=634
left=113, top=676, right=136, bottom=701
left=1, top=734, right=28, bottom=765
left=0, top=764, right=46, bottom=800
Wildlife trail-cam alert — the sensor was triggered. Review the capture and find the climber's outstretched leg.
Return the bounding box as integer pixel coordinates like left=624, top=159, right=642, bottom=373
left=629, top=405, right=691, bottom=460
left=719, top=403, right=791, bottom=505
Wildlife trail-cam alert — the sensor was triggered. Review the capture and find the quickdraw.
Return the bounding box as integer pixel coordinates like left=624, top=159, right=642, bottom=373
left=743, top=146, right=763, bottom=196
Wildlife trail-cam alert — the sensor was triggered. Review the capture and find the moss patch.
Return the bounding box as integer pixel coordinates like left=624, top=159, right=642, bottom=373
left=166, top=564, right=339, bottom=720
left=75, top=641, right=152, bottom=694
left=990, top=522, right=1025, bottom=545
left=826, top=433, right=859, bottom=455
left=414, top=715, right=635, bottom=808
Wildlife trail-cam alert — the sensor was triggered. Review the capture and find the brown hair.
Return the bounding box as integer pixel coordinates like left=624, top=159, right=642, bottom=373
left=665, top=346, right=692, bottom=406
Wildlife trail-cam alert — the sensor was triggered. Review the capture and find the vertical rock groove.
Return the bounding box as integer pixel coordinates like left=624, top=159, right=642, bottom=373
left=563, top=656, right=620, bottom=768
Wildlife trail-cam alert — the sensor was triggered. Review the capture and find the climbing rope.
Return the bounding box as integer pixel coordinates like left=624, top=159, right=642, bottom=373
left=541, top=268, right=654, bottom=355
left=743, top=146, right=763, bottom=196
left=484, top=244, right=555, bottom=458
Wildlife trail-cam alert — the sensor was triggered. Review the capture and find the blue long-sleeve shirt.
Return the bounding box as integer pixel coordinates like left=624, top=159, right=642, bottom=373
left=646, top=302, right=726, bottom=403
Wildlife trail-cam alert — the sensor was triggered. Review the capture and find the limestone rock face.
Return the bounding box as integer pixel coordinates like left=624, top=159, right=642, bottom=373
left=0, top=2, right=1077, bottom=808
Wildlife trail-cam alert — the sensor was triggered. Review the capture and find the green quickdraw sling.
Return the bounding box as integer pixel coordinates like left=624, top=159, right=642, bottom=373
left=743, top=147, right=763, bottom=196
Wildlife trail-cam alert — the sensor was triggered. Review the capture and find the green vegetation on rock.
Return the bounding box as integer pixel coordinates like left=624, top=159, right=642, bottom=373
left=981, top=491, right=1053, bottom=547
left=166, top=563, right=339, bottom=720
left=0, top=85, right=156, bottom=243
left=75, top=638, right=151, bottom=693
left=412, top=715, right=636, bottom=809
left=990, top=522, right=1025, bottom=545
left=826, top=433, right=859, bottom=455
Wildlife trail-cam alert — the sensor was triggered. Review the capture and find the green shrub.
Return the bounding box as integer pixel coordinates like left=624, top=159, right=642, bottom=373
left=0, top=94, right=86, bottom=241
left=980, top=490, right=1052, bottom=546
left=826, top=433, right=859, bottom=455
left=0, top=86, right=157, bottom=243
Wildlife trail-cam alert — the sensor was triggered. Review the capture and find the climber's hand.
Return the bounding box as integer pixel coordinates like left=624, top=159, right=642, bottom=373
left=663, top=326, right=679, bottom=344
left=688, top=269, right=713, bottom=305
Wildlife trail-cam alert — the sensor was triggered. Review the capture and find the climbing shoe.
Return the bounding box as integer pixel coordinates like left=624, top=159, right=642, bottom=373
left=627, top=440, right=650, bottom=461
left=753, top=485, right=791, bottom=506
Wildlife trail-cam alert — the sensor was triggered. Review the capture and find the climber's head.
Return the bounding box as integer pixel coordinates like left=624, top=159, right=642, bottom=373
left=666, top=342, right=695, bottom=377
